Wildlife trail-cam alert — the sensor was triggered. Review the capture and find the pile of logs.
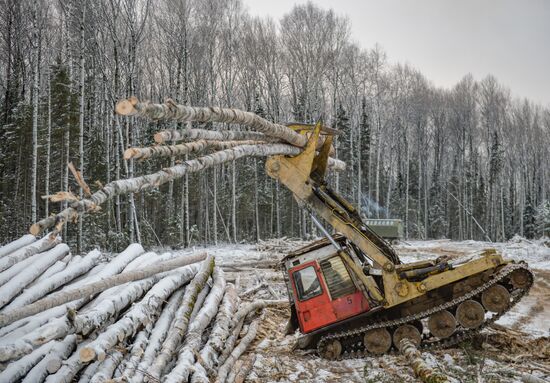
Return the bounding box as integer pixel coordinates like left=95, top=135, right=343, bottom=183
left=30, top=97, right=345, bottom=237
left=0, top=234, right=282, bottom=382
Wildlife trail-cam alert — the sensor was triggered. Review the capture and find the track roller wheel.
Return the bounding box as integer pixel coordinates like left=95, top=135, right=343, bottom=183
left=393, top=324, right=421, bottom=350
left=364, top=328, right=392, bottom=355
left=321, top=339, right=342, bottom=360
left=456, top=300, right=485, bottom=328
left=428, top=310, right=456, bottom=338
left=481, top=284, right=510, bottom=313
left=509, top=268, right=531, bottom=289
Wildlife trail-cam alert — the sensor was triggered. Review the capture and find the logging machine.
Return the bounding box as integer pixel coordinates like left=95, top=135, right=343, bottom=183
left=265, top=122, right=533, bottom=359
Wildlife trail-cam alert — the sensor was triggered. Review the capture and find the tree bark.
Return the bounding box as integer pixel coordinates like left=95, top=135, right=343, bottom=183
left=31, top=145, right=345, bottom=236
left=148, top=255, right=214, bottom=381
left=125, top=140, right=262, bottom=161
left=0, top=244, right=70, bottom=309
left=215, top=318, right=261, bottom=383
left=115, top=324, right=151, bottom=381
left=89, top=349, right=124, bottom=383
left=163, top=268, right=226, bottom=383
left=130, top=288, right=184, bottom=381
left=78, top=266, right=198, bottom=363
left=190, top=283, right=239, bottom=383
left=0, top=234, right=60, bottom=273
left=116, top=98, right=307, bottom=147
left=21, top=335, right=77, bottom=383
left=0, top=340, right=54, bottom=383
left=5, top=249, right=101, bottom=310
left=0, top=234, right=36, bottom=259
left=0, top=252, right=206, bottom=327
left=399, top=338, right=449, bottom=383
left=153, top=129, right=275, bottom=144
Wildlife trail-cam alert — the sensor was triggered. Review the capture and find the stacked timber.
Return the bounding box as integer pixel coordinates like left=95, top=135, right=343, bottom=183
left=0, top=234, right=283, bottom=382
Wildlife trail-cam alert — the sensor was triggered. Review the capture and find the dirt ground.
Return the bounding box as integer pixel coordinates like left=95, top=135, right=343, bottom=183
left=211, top=237, right=550, bottom=382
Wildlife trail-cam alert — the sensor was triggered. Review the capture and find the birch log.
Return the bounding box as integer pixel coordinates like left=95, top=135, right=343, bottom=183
left=163, top=267, right=226, bottom=383
left=5, top=249, right=101, bottom=310
left=232, top=354, right=256, bottom=383
left=0, top=251, right=206, bottom=327
left=30, top=144, right=345, bottom=236
left=148, top=256, right=215, bottom=381
left=44, top=340, right=91, bottom=383
left=32, top=260, right=67, bottom=284
left=116, top=324, right=151, bottom=381
left=21, top=335, right=77, bottom=383
left=189, top=280, right=211, bottom=322
left=0, top=340, right=54, bottom=383
left=0, top=234, right=36, bottom=258
left=153, top=129, right=276, bottom=144
left=399, top=339, right=449, bottom=383
left=31, top=146, right=344, bottom=237
left=215, top=318, right=261, bottom=383
left=218, top=300, right=286, bottom=366
left=0, top=244, right=70, bottom=309
left=130, top=289, right=185, bottom=382
left=116, top=98, right=307, bottom=147
left=0, top=234, right=58, bottom=273
left=79, top=265, right=199, bottom=363
left=0, top=235, right=61, bottom=284
left=74, top=276, right=162, bottom=336
left=190, top=284, right=239, bottom=383
left=77, top=361, right=100, bottom=383
left=89, top=349, right=125, bottom=383
left=125, top=139, right=264, bottom=160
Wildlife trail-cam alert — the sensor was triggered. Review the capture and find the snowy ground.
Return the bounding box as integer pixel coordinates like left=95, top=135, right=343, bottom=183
left=191, top=237, right=550, bottom=382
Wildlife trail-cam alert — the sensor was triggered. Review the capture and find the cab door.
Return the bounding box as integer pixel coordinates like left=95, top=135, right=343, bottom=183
left=319, top=256, right=370, bottom=321
left=290, top=261, right=336, bottom=333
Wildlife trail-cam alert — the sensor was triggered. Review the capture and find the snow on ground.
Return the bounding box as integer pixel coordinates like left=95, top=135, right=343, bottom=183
left=196, top=236, right=550, bottom=382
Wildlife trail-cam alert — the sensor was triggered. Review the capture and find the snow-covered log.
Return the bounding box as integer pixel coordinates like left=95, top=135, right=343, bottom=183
left=189, top=280, right=211, bottom=322
left=21, top=335, right=77, bottom=382
left=30, top=144, right=344, bottom=236
left=5, top=249, right=101, bottom=310
left=79, top=264, right=199, bottom=363
left=135, top=289, right=184, bottom=373
left=0, top=243, right=70, bottom=309
left=0, top=305, right=67, bottom=341
left=125, top=139, right=264, bottom=160
left=148, top=256, right=215, bottom=381
left=0, top=234, right=36, bottom=258
left=0, top=340, right=54, bottom=383
left=153, top=128, right=278, bottom=145
left=215, top=318, right=261, bottom=383
left=0, top=234, right=59, bottom=273
left=116, top=98, right=308, bottom=147
left=218, top=299, right=285, bottom=367
left=163, top=267, right=226, bottom=383
left=190, top=284, right=238, bottom=383
left=74, top=276, right=161, bottom=336
left=399, top=338, right=449, bottom=383
left=0, top=251, right=205, bottom=327
left=32, top=260, right=67, bottom=285
left=116, top=324, right=152, bottom=381
left=89, top=349, right=124, bottom=383
left=45, top=341, right=91, bottom=383
left=77, top=361, right=100, bottom=383
left=232, top=354, right=256, bottom=383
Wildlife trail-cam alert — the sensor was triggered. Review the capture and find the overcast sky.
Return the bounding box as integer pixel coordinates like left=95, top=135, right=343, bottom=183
left=243, top=0, right=550, bottom=106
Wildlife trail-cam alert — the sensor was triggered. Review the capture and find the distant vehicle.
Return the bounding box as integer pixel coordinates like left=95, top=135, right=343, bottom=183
left=363, top=219, right=403, bottom=241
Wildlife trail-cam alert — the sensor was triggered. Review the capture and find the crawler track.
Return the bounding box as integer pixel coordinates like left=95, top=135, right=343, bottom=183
left=317, top=262, right=534, bottom=359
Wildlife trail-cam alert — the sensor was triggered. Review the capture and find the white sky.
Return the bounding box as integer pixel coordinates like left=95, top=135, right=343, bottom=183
left=242, top=0, right=550, bottom=106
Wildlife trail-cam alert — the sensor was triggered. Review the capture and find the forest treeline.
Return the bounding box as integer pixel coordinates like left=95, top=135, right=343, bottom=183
left=0, top=0, right=549, bottom=251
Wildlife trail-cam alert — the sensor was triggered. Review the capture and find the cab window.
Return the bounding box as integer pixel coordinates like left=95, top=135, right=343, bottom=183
left=320, top=256, right=356, bottom=299
left=293, top=266, right=322, bottom=301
